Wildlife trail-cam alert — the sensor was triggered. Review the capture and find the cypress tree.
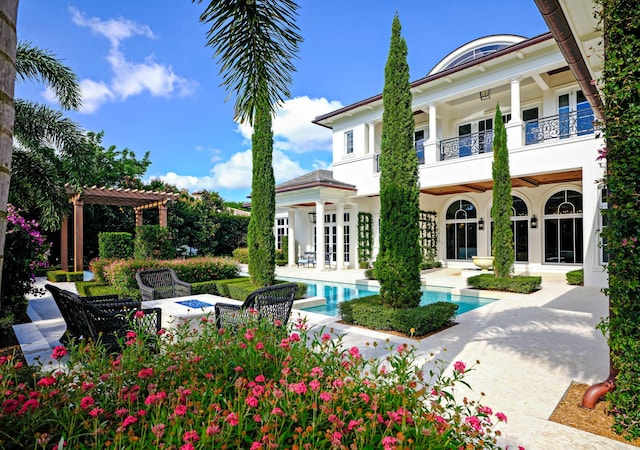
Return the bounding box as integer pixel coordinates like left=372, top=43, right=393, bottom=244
left=247, top=99, right=276, bottom=286
left=375, top=14, right=422, bottom=309
left=491, top=104, right=514, bottom=278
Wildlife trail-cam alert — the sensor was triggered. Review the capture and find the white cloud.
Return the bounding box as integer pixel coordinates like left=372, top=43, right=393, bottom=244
left=155, top=149, right=307, bottom=192
left=67, top=7, right=195, bottom=113
left=238, top=96, right=342, bottom=153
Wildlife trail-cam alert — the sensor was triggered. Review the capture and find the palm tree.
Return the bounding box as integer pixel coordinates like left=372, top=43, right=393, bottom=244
left=195, top=0, right=302, bottom=285
left=0, top=0, right=19, bottom=311
left=10, top=41, right=85, bottom=230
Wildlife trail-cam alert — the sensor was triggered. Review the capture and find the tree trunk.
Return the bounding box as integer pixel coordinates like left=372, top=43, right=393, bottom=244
left=0, top=1, right=18, bottom=310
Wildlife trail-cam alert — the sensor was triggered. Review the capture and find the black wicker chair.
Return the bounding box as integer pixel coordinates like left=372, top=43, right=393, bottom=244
left=80, top=301, right=162, bottom=353
left=135, top=268, right=191, bottom=302
left=215, top=283, right=298, bottom=330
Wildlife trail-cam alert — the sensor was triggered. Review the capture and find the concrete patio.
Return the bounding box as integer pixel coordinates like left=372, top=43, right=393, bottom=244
left=12, top=267, right=635, bottom=449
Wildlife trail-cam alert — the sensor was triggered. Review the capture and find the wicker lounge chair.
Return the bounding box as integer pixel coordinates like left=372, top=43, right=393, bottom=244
left=135, top=268, right=191, bottom=302
left=215, top=283, right=298, bottom=330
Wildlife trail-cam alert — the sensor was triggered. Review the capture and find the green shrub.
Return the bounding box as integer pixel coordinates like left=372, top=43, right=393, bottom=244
left=134, top=225, right=175, bottom=260
left=275, top=259, right=288, bottom=266
left=420, top=260, right=442, bottom=270
left=232, top=247, right=249, bottom=263
left=66, top=272, right=84, bottom=282
left=88, top=258, right=116, bottom=284
left=339, top=295, right=458, bottom=336
left=566, top=269, right=584, bottom=286
left=467, top=274, right=541, bottom=293
left=46, top=270, right=68, bottom=282
left=98, top=232, right=133, bottom=259
left=364, top=268, right=376, bottom=280
left=35, top=265, right=58, bottom=277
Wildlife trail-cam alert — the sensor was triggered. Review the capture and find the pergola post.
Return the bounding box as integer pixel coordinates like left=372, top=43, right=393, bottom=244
left=159, top=203, right=168, bottom=227
left=73, top=198, right=84, bottom=272
left=134, top=208, right=143, bottom=226
left=60, top=216, right=68, bottom=271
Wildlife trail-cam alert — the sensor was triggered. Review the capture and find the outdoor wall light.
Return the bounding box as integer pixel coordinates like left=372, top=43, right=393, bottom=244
left=479, top=89, right=491, bottom=100
left=531, top=215, right=538, bottom=229
left=308, top=212, right=317, bottom=223
left=478, top=217, right=484, bottom=230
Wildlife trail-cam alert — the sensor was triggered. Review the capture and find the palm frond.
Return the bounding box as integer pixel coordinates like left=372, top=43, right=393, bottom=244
left=195, top=0, right=302, bottom=124
left=16, top=41, right=82, bottom=110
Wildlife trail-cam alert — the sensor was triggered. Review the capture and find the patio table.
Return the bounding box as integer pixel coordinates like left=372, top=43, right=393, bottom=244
left=142, top=294, right=242, bottom=330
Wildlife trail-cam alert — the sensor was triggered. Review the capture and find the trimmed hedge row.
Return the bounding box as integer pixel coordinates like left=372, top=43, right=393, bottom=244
left=339, top=296, right=458, bottom=336
left=566, top=269, right=584, bottom=286
left=467, top=274, right=541, bottom=294
left=46, top=270, right=84, bottom=282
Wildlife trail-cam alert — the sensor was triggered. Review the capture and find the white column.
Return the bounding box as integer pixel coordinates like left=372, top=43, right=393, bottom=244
left=350, top=203, right=358, bottom=269
left=336, top=203, right=344, bottom=270
left=372, top=213, right=380, bottom=260
left=315, top=201, right=325, bottom=272
left=368, top=123, right=375, bottom=155
left=506, top=77, right=523, bottom=149
left=287, top=209, right=296, bottom=267
left=425, top=103, right=438, bottom=164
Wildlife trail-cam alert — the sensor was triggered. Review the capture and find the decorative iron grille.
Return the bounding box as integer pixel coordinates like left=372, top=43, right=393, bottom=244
left=440, top=130, right=494, bottom=161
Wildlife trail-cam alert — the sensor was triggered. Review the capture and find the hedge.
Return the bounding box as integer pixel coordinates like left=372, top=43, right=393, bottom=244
left=466, top=274, right=541, bottom=294
left=566, top=269, right=584, bottom=286
left=339, top=296, right=458, bottom=336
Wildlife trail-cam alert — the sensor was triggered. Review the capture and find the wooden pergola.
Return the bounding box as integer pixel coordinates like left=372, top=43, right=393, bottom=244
left=62, top=186, right=180, bottom=272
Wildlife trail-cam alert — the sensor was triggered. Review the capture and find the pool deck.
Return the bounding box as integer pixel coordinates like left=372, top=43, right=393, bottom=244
left=13, top=267, right=634, bottom=449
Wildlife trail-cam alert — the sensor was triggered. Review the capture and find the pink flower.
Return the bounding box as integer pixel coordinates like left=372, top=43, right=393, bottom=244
left=183, top=430, right=200, bottom=442
left=381, top=436, right=398, bottom=450
left=289, top=381, right=308, bottom=395
left=152, top=423, right=166, bottom=439
left=226, top=412, right=239, bottom=426
left=174, top=404, right=187, bottom=416
left=349, top=346, right=360, bottom=358
left=115, top=407, right=128, bottom=417
left=133, top=310, right=145, bottom=319
left=82, top=381, right=94, bottom=391
left=206, top=424, right=220, bottom=436
left=321, top=333, right=331, bottom=342
left=309, top=379, right=320, bottom=392
left=37, top=376, right=56, bottom=387
left=122, top=415, right=138, bottom=427
left=234, top=366, right=244, bottom=373
left=250, top=442, right=263, bottom=450
left=88, top=407, right=104, bottom=418
left=359, top=392, right=370, bottom=403
left=453, top=361, right=466, bottom=373
left=255, top=342, right=264, bottom=350
left=180, top=444, right=195, bottom=450
left=80, top=396, right=95, bottom=409
left=246, top=396, right=258, bottom=407
left=496, top=412, right=508, bottom=423
left=479, top=406, right=493, bottom=415
left=465, top=415, right=482, bottom=432
left=51, top=346, right=67, bottom=360
left=311, top=366, right=323, bottom=377
left=138, top=368, right=153, bottom=378
left=255, top=374, right=265, bottom=383
left=319, top=392, right=332, bottom=402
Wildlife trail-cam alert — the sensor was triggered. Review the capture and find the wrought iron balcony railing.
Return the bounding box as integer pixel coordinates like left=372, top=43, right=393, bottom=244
left=524, top=110, right=594, bottom=145
left=440, top=130, right=494, bottom=161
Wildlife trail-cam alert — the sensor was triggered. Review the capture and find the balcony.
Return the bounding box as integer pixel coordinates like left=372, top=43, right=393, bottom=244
left=524, top=110, right=595, bottom=145
left=440, top=130, right=494, bottom=161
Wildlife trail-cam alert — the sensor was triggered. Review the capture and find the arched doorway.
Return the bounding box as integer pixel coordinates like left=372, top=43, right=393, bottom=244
left=543, top=189, right=583, bottom=264
left=489, top=195, right=530, bottom=262
left=445, top=199, right=478, bottom=260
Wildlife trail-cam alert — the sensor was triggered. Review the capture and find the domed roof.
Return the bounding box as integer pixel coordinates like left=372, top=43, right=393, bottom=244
left=428, top=35, right=526, bottom=75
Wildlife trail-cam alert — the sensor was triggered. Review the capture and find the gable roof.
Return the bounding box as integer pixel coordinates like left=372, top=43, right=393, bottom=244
left=275, top=170, right=356, bottom=194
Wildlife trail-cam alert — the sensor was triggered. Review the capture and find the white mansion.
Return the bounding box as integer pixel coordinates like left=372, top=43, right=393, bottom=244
left=274, top=1, right=607, bottom=288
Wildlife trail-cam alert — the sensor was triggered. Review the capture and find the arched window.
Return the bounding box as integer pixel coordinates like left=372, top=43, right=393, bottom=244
left=445, top=199, right=478, bottom=260
left=544, top=190, right=583, bottom=264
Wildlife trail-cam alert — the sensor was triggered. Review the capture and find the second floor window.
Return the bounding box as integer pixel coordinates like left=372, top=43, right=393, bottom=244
left=345, top=130, right=354, bottom=154
left=415, top=130, right=425, bottom=164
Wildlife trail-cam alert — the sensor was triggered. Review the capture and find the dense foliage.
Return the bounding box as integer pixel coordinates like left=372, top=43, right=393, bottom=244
left=1, top=204, right=50, bottom=323
left=0, top=316, right=511, bottom=449
left=134, top=225, right=175, bottom=261
left=490, top=104, right=514, bottom=278
left=375, top=15, right=422, bottom=309
left=247, top=101, right=276, bottom=286
left=98, top=232, right=133, bottom=259
left=598, top=0, right=640, bottom=439
left=339, top=296, right=458, bottom=336
left=467, top=274, right=541, bottom=294
left=357, top=212, right=373, bottom=268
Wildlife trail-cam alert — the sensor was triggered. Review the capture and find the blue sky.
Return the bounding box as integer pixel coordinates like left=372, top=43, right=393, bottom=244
left=16, top=1, right=548, bottom=202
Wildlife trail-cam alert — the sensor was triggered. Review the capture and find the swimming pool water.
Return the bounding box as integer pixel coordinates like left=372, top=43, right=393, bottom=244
left=279, top=277, right=496, bottom=317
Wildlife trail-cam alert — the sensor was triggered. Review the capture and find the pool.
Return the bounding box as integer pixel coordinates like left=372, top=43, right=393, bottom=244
left=279, top=277, right=496, bottom=317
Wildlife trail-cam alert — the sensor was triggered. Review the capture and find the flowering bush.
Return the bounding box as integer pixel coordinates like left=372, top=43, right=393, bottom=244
left=0, top=313, right=517, bottom=449
left=1, top=204, right=50, bottom=322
